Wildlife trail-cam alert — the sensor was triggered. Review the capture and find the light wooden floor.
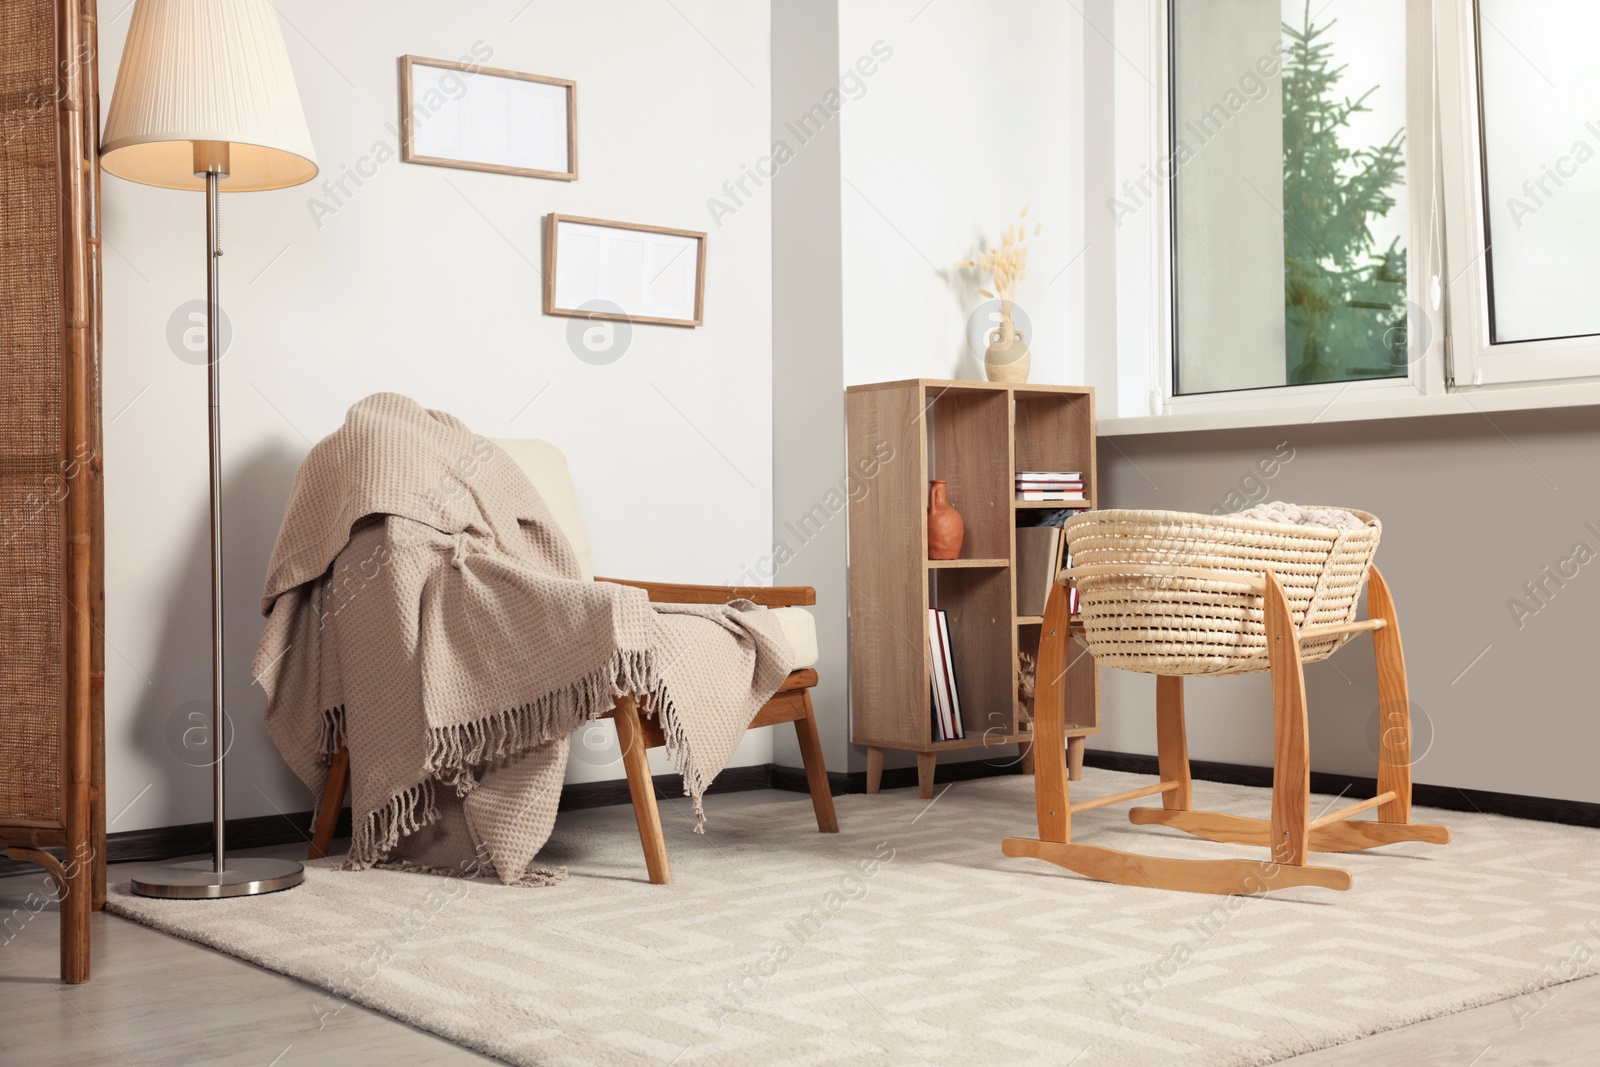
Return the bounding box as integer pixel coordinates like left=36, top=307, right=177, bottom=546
left=3, top=791, right=1598, bottom=1066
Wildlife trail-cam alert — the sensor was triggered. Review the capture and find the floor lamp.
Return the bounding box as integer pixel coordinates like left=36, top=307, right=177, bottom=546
left=102, top=0, right=318, bottom=899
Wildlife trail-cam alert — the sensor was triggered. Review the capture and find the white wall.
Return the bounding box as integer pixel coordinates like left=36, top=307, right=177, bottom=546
left=835, top=1, right=1084, bottom=772
left=98, top=0, right=775, bottom=833
left=765, top=1, right=1087, bottom=773
left=771, top=0, right=849, bottom=771
left=837, top=1, right=1084, bottom=388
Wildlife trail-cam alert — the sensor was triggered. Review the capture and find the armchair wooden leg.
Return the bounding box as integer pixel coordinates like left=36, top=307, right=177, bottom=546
left=613, top=696, right=672, bottom=885
left=308, top=744, right=350, bottom=862
left=865, top=746, right=885, bottom=795
left=792, top=692, right=838, bottom=833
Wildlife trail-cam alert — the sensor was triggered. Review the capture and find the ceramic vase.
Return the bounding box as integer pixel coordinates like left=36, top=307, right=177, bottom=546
left=984, top=317, right=1032, bottom=383
left=927, top=480, right=965, bottom=560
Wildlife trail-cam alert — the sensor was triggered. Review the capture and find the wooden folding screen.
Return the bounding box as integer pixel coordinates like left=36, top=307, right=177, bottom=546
left=0, top=0, right=106, bottom=984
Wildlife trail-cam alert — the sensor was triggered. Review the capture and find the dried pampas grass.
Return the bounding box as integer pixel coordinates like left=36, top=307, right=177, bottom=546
left=956, top=207, right=1040, bottom=341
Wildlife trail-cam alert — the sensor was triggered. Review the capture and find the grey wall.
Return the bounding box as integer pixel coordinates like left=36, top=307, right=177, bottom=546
left=1094, top=407, right=1600, bottom=804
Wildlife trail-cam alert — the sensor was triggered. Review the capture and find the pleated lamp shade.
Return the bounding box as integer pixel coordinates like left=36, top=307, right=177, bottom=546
left=102, top=0, right=318, bottom=191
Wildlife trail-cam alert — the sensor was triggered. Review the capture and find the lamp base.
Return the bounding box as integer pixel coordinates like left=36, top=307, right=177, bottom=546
left=130, top=857, right=304, bottom=899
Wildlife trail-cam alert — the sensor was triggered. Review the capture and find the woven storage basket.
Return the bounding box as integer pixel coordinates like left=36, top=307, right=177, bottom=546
left=1062, top=508, right=1381, bottom=676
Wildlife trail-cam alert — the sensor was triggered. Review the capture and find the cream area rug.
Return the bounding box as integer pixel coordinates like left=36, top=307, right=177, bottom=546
left=105, top=769, right=1600, bottom=1066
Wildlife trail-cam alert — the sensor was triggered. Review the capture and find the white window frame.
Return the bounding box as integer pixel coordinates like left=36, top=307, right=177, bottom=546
left=1106, top=0, right=1600, bottom=435
left=1435, top=0, right=1600, bottom=387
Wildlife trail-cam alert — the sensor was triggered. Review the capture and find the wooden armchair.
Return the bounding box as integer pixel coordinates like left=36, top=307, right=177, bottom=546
left=307, top=440, right=838, bottom=885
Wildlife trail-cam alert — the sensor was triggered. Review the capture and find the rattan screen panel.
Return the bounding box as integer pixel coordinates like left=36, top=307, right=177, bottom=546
left=0, top=0, right=67, bottom=823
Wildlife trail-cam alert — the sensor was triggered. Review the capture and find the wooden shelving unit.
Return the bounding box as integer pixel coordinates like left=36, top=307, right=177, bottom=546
left=845, top=379, right=1101, bottom=798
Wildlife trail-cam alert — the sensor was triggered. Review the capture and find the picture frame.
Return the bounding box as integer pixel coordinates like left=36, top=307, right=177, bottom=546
left=544, top=214, right=707, bottom=328
left=399, top=55, right=577, bottom=181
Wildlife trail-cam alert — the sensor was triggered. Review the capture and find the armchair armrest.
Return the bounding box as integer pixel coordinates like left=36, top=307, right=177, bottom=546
left=595, top=576, right=816, bottom=608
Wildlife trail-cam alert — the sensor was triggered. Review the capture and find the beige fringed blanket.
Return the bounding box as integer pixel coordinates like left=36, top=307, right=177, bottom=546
left=253, top=393, right=794, bottom=885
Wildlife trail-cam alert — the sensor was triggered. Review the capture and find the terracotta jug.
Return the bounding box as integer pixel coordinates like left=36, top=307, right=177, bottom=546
left=927, top=480, right=965, bottom=560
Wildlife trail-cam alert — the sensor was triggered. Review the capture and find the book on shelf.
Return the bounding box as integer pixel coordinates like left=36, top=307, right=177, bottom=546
left=1017, top=489, right=1088, bottom=501
left=927, top=608, right=964, bottom=741
left=1016, top=471, right=1082, bottom=480
left=937, top=610, right=964, bottom=739
left=1014, top=526, right=1062, bottom=618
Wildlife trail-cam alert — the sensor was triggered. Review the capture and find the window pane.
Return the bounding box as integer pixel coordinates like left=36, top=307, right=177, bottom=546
left=1478, top=0, right=1600, bottom=343
left=1171, top=0, right=1411, bottom=394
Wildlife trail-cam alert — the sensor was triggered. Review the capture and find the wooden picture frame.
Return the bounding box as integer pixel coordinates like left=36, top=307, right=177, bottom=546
left=399, top=54, right=577, bottom=181
left=544, top=214, right=707, bottom=328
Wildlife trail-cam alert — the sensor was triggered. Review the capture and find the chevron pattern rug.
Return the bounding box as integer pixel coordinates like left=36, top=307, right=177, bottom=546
left=105, top=769, right=1600, bottom=1066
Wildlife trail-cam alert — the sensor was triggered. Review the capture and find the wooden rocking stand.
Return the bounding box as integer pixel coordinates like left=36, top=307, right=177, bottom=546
left=1002, top=566, right=1449, bottom=895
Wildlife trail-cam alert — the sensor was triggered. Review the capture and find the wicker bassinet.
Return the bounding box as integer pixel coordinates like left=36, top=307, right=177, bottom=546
left=1062, top=508, right=1382, bottom=676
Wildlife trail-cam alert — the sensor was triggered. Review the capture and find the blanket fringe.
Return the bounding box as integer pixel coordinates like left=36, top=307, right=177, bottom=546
left=369, top=858, right=568, bottom=888
left=347, top=778, right=439, bottom=869
left=422, top=649, right=705, bottom=802
left=318, top=705, right=347, bottom=761
left=637, top=672, right=709, bottom=832
left=354, top=648, right=719, bottom=869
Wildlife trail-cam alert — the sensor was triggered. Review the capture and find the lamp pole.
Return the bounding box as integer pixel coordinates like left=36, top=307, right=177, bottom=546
left=203, top=147, right=227, bottom=876
left=128, top=144, right=304, bottom=899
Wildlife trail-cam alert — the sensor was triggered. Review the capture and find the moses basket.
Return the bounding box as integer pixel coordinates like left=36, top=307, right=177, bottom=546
left=1004, top=505, right=1449, bottom=897
left=1061, top=508, right=1382, bottom=676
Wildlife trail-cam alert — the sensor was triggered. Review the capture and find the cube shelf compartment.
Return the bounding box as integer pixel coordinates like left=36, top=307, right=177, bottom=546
left=845, top=379, right=1101, bottom=799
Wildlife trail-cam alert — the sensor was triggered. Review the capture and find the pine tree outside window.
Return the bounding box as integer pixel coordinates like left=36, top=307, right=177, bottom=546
left=1135, top=0, right=1600, bottom=429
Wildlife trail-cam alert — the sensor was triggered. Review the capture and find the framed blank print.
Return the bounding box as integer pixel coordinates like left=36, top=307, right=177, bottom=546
left=544, top=214, right=707, bottom=328
left=400, top=55, right=577, bottom=181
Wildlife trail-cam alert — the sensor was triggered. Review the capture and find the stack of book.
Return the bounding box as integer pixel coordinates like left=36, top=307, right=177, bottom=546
left=927, top=608, right=964, bottom=742
left=1016, top=471, right=1086, bottom=502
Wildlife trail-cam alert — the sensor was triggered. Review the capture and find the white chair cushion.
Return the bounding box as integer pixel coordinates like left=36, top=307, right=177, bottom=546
left=769, top=606, right=818, bottom=669
left=493, top=437, right=817, bottom=669
left=489, top=437, right=594, bottom=581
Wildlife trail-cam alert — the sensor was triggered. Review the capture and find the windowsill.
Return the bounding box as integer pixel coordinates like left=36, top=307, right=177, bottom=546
left=1099, top=377, right=1600, bottom=436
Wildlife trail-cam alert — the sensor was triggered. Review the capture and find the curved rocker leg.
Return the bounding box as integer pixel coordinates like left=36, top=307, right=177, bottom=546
left=1000, top=838, right=1351, bottom=894
left=1128, top=807, right=1451, bottom=851
left=1368, top=566, right=1415, bottom=826
left=1031, top=582, right=1073, bottom=844
left=1265, top=571, right=1312, bottom=869
left=1003, top=584, right=1351, bottom=895
left=1125, top=567, right=1452, bottom=858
